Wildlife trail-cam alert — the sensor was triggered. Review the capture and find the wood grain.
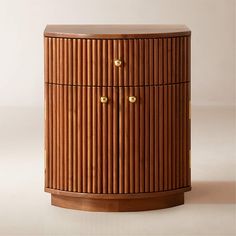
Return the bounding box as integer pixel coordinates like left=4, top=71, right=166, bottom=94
left=44, top=28, right=191, bottom=211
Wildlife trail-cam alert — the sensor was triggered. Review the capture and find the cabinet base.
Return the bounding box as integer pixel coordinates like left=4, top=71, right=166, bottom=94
left=48, top=187, right=190, bottom=212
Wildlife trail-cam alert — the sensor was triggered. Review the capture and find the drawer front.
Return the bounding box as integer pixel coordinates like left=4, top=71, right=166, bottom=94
left=45, top=83, right=190, bottom=194
left=44, top=37, right=190, bottom=86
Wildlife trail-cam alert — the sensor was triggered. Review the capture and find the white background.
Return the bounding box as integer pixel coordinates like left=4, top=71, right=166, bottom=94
left=0, top=0, right=235, bottom=107
left=0, top=0, right=235, bottom=236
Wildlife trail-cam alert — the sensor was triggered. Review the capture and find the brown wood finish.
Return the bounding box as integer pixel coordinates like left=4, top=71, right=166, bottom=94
left=45, top=84, right=190, bottom=192
left=44, top=25, right=191, bottom=212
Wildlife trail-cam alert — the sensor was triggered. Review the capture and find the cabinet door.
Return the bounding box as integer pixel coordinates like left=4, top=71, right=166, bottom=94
left=45, top=85, right=120, bottom=194
left=118, top=83, right=190, bottom=194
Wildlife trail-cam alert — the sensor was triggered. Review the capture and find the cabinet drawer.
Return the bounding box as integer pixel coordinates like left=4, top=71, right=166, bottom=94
left=44, top=37, right=190, bottom=86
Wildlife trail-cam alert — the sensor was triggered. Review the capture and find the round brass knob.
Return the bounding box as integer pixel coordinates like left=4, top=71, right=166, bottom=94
left=129, top=96, right=136, bottom=103
left=100, top=96, right=108, bottom=103
left=114, top=59, right=122, bottom=67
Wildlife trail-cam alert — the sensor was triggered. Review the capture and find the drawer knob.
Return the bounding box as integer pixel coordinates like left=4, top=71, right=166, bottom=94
left=129, top=96, right=136, bottom=103
left=100, top=96, right=108, bottom=103
left=114, top=59, right=122, bottom=67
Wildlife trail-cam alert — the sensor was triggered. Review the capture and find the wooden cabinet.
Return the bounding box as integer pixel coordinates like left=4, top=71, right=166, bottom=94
left=44, top=25, right=191, bottom=211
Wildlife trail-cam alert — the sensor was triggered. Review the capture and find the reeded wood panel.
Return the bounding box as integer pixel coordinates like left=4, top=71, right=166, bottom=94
left=45, top=85, right=119, bottom=193
left=44, top=37, right=190, bottom=86
left=45, top=83, right=190, bottom=193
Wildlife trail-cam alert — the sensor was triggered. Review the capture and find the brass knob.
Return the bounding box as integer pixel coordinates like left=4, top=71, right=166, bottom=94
left=114, top=59, right=122, bottom=67
left=129, top=96, right=136, bottom=103
left=100, top=96, right=108, bottom=103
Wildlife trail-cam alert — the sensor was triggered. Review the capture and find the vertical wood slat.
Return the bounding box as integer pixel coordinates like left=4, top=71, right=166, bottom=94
left=87, top=40, right=92, bottom=193
left=92, top=87, right=97, bottom=193
left=44, top=84, right=49, bottom=187
left=149, top=40, right=154, bottom=192
left=167, top=85, right=172, bottom=190
left=102, top=87, right=108, bottom=194
left=144, top=86, right=150, bottom=192
left=97, top=87, right=102, bottom=193
left=77, top=87, right=82, bottom=192
left=134, top=86, right=140, bottom=193
left=124, top=87, right=130, bottom=193
left=52, top=85, right=57, bottom=189
left=187, top=83, right=191, bottom=186
left=119, top=87, right=124, bottom=193
left=139, top=87, right=145, bottom=192
left=134, top=40, right=139, bottom=85
left=163, top=85, right=168, bottom=191
left=134, top=40, right=140, bottom=193
left=172, top=85, right=176, bottom=189
left=87, top=87, right=92, bottom=193
left=56, top=87, right=60, bottom=190
left=183, top=83, right=187, bottom=187
left=154, top=86, right=159, bottom=191
left=102, top=41, right=108, bottom=193
left=158, top=86, right=164, bottom=191
left=59, top=39, right=64, bottom=190
left=118, top=40, right=124, bottom=86
left=107, top=87, right=113, bottom=193
left=179, top=84, right=183, bottom=187
left=176, top=83, right=180, bottom=189
left=82, top=86, right=87, bottom=192
left=44, top=36, right=50, bottom=187
left=113, top=88, right=119, bottom=193
left=68, top=85, right=72, bottom=192
left=158, top=38, right=163, bottom=84
left=108, top=40, right=113, bottom=86
left=123, top=40, right=129, bottom=193
left=129, top=74, right=135, bottom=193
left=48, top=85, right=53, bottom=188
left=72, top=86, right=77, bottom=192
left=129, top=40, right=135, bottom=193
left=149, top=86, right=154, bottom=192
left=44, top=38, right=49, bottom=83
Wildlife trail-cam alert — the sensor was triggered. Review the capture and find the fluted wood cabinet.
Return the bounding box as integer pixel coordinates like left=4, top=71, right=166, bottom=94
left=44, top=25, right=191, bottom=211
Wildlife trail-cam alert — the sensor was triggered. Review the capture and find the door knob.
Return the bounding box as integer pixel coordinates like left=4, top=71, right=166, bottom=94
left=100, top=96, right=108, bottom=103
left=114, top=59, right=122, bottom=67
left=129, top=96, right=136, bottom=103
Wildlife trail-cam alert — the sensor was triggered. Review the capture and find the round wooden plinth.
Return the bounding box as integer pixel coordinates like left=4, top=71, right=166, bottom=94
left=48, top=187, right=190, bottom=212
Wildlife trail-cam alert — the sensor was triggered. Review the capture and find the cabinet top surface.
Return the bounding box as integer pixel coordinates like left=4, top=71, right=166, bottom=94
left=44, top=24, right=191, bottom=39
